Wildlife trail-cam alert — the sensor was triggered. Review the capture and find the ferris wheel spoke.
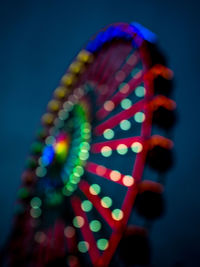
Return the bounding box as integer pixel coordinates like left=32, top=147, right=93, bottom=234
left=88, top=47, right=110, bottom=81
left=71, top=196, right=100, bottom=264
left=86, top=161, right=135, bottom=188
left=98, top=45, right=132, bottom=86
left=94, top=99, right=146, bottom=135
left=97, top=229, right=125, bottom=267
left=91, top=136, right=143, bottom=153
left=92, top=43, right=122, bottom=84
left=44, top=229, right=55, bottom=264
left=97, top=50, right=140, bottom=105
left=79, top=180, right=116, bottom=229
left=64, top=225, right=79, bottom=255
left=97, top=62, right=172, bottom=120
left=94, top=44, right=133, bottom=103
left=97, top=71, right=143, bottom=119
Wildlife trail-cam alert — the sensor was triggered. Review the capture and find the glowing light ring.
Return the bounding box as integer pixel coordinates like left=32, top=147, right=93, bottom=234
left=7, top=22, right=175, bottom=267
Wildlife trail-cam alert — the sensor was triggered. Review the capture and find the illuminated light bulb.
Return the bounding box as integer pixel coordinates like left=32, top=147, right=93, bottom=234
left=26, top=157, right=37, bottom=169
left=101, top=146, right=112, bottom=157
left=115, top=70, right=125, bottom=82
left=131, top=68, right=139, bottom=78
left=49, top=127, right=57, bottom=136
left=82, top=128, right=91, bottom=136
left=89, top=220, right=102, bottom=232
left=104, top=100, right=115, bottom=111
left=83, top=122, right=91, bottom=129
left=131, top=142, right=143, bottom=153
left=97, top=238, right=109, bottom=250
left=63, top=100, right=73, bottom=111
left=30, top=197, right=42, bottom=209
left=96, top=165, right=106, bottom=176
left=116, top=144, right=128, bottom=155
left=58, top=109, right=69, bottom=120
left=89, top=184, right=101, bottom=195
left=47, top=99, right=60, bottom=112
left=54, top=118, right=64, bottom=128
left=17, top=187, right=29, bottom=199
left=79, top=150, right=89, bottom=161
left=135, top=86, right=146, bottom=97
left=112, top=209, right=124, bottom=221
left=73, top=216, right=85, bottom=228
left=73, top=88, right=81, bottom=99
left=110, top=170, right=121, bottom=181
left=80, top=142, right=90, bottom=151
left=78, top=241, right=89, bottom=253
left=75, top=158, right=83, bottom=167
left=36, top=127, right=48, bottom=140
left=62, top=187, right=72, bottom=196
left=81, top=200, right=93, bottom=212
left=103, top=129, right=114, bottom=140
left=69, top=61, right=84, bottom=74
left=127, top=54, right=137, bottom=66
left=54, top=86, right=67, bottom=99
left=120, top=120, right=131, bottom=131
left=81, top=132, right=91, bottom=140
left=68, top=94, right=78, bottom=103
left=134, top=112, right=145, bottom=123
left=34, top=231, right=46, bottom=243
left=77, top=49, right=93, bottom=63
left=41, top=145, right=54, bottom=166
left=36, top=166, right=47, bottom=177
left=30, top=207, right=42, bottom=218
left=61, top=73, right=75, bottom=86
left=119, top=83, right=130, bottom=94
left=76, top=87, right=84, bottom=97
left=74, top=165, right=84, bottom=176
left=31, top=141, right=43, bottom=154
left=69, top=174, right=75, bottom=182
left=45, top=135, right=55, bottom=145
left=64, top=226, right=75, bottom=238
left=135, top=70, right=142, bottom=79
left=42, top=113, right=54, bottom=125
left=66, top=183, right=76, bottom=192
left=101, top=196, right=112, bottom=208
left=123, top=175, right=134, bottom=187
left=81, top=127, right=91, bottom=137
left=67, top=255, right=79, bottom=266
left=131, top=68, right=141, bottom=78
left=120, top=98, right=132, bottom=110
left=81, top=127, right=90, bottom=134
left=21, top=171, right=35, bottom=185
left=71, top=175, right=80, bottom=184
left=55, top=142, right=67, bottom=156
left=73, top=170, right=80, bottom=179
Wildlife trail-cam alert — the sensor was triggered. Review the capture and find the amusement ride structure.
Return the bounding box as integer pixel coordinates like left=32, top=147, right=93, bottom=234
left=4, top=22, right=176, bottom=267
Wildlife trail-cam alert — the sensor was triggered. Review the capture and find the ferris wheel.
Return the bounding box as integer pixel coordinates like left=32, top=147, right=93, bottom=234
left=6, top=22, right=176, bottom=267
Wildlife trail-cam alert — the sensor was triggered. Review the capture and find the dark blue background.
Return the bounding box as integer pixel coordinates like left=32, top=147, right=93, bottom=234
left=0, top=0, right=200, bottom=266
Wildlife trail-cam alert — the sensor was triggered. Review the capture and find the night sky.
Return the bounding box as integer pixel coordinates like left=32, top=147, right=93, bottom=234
left=0, top=0, right=200, bottom=266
